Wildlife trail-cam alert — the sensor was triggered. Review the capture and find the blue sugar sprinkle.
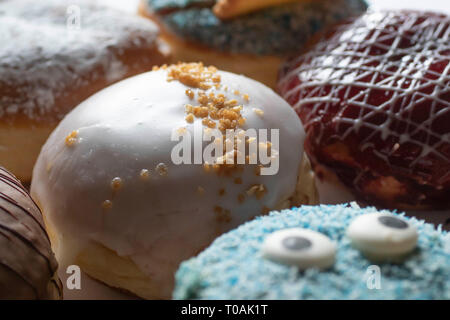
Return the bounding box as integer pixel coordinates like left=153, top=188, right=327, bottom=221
left=173, top=204, right=450, bottom=299
left=148, top=0, right=368, bottom=55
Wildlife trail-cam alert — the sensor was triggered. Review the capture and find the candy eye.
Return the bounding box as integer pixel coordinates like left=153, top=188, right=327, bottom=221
left=347, top=213, right=418, bottom=261
left=262, top=228, right=336, bottom=270
left=378, top=215, right=408, bottom=229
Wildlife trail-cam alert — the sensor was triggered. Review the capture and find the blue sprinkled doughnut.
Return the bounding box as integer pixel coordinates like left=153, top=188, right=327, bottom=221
left=173, top=204, right=450, bottom=299
left=146, top=0, right=368, bottom=55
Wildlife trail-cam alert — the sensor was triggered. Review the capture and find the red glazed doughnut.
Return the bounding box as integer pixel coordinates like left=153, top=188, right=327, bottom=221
left=278, top=11, right=450, bottom=210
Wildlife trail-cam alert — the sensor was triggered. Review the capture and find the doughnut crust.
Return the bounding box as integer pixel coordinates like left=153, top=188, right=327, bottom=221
left=213, top=0, right=303, bottom=20
left=0, top=167, right=61, bottom=299
left=0, top=0, right=169, bottom=182
left=139, top=0, right=367, bottom=87
left=278, top=11, right=450, bottom=210
left=31, top=63, right=310, bottom=299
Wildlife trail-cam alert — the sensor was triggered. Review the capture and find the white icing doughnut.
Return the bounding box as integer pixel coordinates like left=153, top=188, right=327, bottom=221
left=31, top=63, right=306, bottom=298
left=347, top=212, right=418, bottom=261
left=262, top=228, right=336, bottom=270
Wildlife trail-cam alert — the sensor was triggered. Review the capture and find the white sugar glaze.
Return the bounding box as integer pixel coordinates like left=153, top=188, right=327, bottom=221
left=31, top=68, right=305, bottom=291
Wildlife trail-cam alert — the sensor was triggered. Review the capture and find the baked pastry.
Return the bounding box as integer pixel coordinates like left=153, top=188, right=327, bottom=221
left=0, top=167, right=61, bottom=299
left=278, top=11, right=450, bottom=210
left=174, top=204, right=450, bottom=299
left=139, top=0, right=367, bottom=88
left=31, top=62, right=314, bottom=299
left=0, top=0, right=169, bottom=182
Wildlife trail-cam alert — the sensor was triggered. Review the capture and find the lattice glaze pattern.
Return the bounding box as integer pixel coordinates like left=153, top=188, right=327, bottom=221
left=278, top=11, right=450, bottom=209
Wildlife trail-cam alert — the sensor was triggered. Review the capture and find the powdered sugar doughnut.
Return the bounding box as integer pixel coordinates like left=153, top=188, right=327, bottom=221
left=31, top=63, right=312, bottom=299
left=278, top=10, right=450, bottom=210
left=0, top=0, right=169, bottom=181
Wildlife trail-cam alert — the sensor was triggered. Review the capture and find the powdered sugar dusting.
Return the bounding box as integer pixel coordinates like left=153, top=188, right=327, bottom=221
left=0, top=0, right=160, bottom=121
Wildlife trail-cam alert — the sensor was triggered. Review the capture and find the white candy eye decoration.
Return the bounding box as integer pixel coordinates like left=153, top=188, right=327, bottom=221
left=347, top=213, right=418, bottom=261
left=262, top=228, right=336, bottom=270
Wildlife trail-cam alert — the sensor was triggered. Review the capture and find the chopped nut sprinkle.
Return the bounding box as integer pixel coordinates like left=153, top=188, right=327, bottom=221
left=193, top=106, right=209, bottom=118
left=246, top=184, right=267, bottom=199
left=152, top=64, right=168, bottom=71
left=185, top=89, right=195, bottom=99
left=166, top=62, right=219, bottom=90
left=225, top=99, right=238, bottom=107
left=202, top=118, right=217, bottom=128
left=102, top=200, right=113, bottom=210
left=65, top=130, right=79, bottom=147
left=156, top=163, right=168, bottom=176
left=140, top=169, right=150, bottom=180
left=163, top=62, right=259, bottom=182
left=253, top=108, right=264, bottom=116
left=177, top=127, right=187, bottom=135
left=111, top=177, right=123, bottom=191
left=185, top=113, right=194, bottom=123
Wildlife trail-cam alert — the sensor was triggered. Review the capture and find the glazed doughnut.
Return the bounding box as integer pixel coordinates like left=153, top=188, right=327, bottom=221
left=31, top=62, right=314, bottom=299
left=174, top=204, right=450, bottom=299
left=278, top=11, right=450, bottom=210
left=139, top=0, right=367, bottom=88
left=0, top=167, right=61, bottom=299
left=0, top=0, right=169, bottom=182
